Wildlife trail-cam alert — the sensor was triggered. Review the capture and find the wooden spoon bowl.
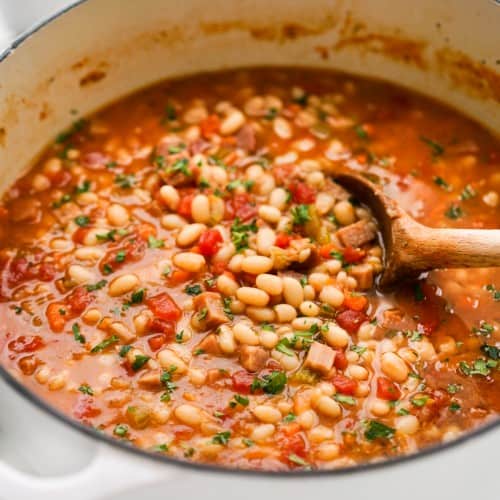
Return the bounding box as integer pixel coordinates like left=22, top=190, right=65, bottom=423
left=334, top=170, right=500, bottom=290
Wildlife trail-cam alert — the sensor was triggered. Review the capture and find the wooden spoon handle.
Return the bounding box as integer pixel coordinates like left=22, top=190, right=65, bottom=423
left=405, top=223, right=500, bottom=270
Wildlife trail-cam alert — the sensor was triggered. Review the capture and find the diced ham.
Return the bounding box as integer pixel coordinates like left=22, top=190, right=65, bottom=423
left=236, top=124, right=257, bottom=152
left=349, top=263, right=374, bottom=290
left=336, top=220, right=376, bottom=248
left=196, top=333, right=221, bottom=355
left=239, top=345, right=269, bottom=372
left=191, top=292, right=228, bottom=331
left=304, top=341, right=336, bottom=375
left=381, top=308, right=415, bottom=331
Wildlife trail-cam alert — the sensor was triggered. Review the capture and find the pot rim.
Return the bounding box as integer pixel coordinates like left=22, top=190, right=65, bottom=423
left=0, top=0, right=498, bottom=477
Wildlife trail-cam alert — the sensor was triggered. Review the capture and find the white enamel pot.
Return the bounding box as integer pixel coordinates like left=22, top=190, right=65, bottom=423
left=0, top=1, right=499, bottom=499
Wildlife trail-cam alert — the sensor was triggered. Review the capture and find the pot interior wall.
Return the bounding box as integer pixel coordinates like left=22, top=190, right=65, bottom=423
left=0, top=0, right=499, bottom=193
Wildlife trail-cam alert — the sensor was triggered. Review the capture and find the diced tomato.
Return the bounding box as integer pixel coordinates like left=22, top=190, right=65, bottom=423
left=100, top=238, right=147, bottom=273
left=198, top=229, right=223, bottom=258
left=134, top=223, right=156, bottom=241
left=210, top=261, right=228, bottom=276
left=149, top=318, right=176, bottom=339
left=290, top=182, right=316, bottom=204
left=177, top=194, right=195, bottom=219
left=73, top=394, right=101, bottom=420
left=148, top=334, right=168, bottom=351
left=46, top=302, right=67, bottom=333
left=166, top=269, right=192, bottom=286
left=38, top=262, right=56, bottom=281
left=8, top=335, right=44, bottom=353
left=336, top=310, right=367, bottom=334
left=319, top=243, right=338, bottom=260
left=343, top=293, right=368, bottom=312
left=334, top=350, right=348, bottom=371
left=146, top=293, right=182, bottom=322
left=276, top=425, right=307, bottom=462
left=67, top=287, right=93, bottom=314
left=232, top=370, right=255, bottom=394
left=332, top=374, right=357, bottom=395
left=72, top=227, right=89, bottom=245
left=342, top=246, right=366, bottom=264
left=225, top=193, right=257, bottom=221
left=200, top=114, right=221, bottom=138
left=376, top=377, right=401, bottom=401
left=275, top=233, right=291, bottom=248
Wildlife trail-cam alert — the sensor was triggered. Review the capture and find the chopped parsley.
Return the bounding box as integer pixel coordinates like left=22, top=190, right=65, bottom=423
left=472, top=322, right=494, bottom=337
left=52, top=193, right=72, bottom=208
left=193, top=348, right=205, bottom=356
left=485, top=284, right=500, bottom=301
left=396, top=408, right=410, bottom=416
left=184, top=283, right=203, bottom=296
left=147, top=235, right=165, bottom=248
left=78, top=384, right=94, bottom=396
left=129, top=288, right=145, bottom=304
left=74, top=215, right=90, bottom=227
left=85, top=280, right=107, bottom=292
left=226, top=179, right=255, bottom=192
left=481, top=344, right=500, bottom=360
left=151, top=444, right=169, bottom=453
left=131, top=354, right=151, bottom=371
left=459, top=358, right=496, bottom=377
left=276, top=338, right=295, bottom=356
left=113, top=424, right=129, bottom=437
left=119, top=345, right=132, bottom=357
left=251, top=371, right=287, bottom=395
left=242, top=438, right=254, bottom=447
left=72, top=323, right=85, bottom=344
left=74, top=180, right=91, bottom=194
left=114, top=174, right=136, bottom=189
left=223, top=297, right=234, bottom=319
left=168, top=158, right=191, bottom=176
left=163, top=103, right=177, bottom=122
left=449, top=401, right=461, bottom=413
left=350, top=345, right=367, bottom=356
left=211, top=431, right=231, bottom=445
left=230, top=218, right=258, bottom=252
left=230, top=394, right=249, bottom=408
left=405, top=330, right=423, bottom=342
left=55, top=119, right=87, bottom=144
left=433, top=176, right=452, bottom=191
left=445, top=204, right=464, bottom=220
left=411, top=395, right=429, bottom=407
left=264, top=107, right=279, bottom=120
left=197, top=308, right=208, bottom=321
left=460, top=184, right=476, bottom=200
left=413, top=282, right=425, bottom=302
left=288, top=454, right=311, bottom=469
left=283, top=413, right=296, bottom=423
left=446, top=383, right=462, bottom=394
left=364, top=420, right=395, bottom=441
left=159, top=366, right=178, bottom=401
left=175, top=330, right=184, bottom=343
left=90, top=335, right=119, bottom=353
left=115, top=250, right=127, bottom=263
left=334, top=394, right=357, bottom=406
left=354, top=124, right=369, bottom=140
left=420, top=136, right=444, bottom=157
left=291, top=204, right=311, bottom=225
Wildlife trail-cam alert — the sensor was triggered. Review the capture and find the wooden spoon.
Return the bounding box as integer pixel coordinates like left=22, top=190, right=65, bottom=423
left=333, top=170, right=500, bottom=290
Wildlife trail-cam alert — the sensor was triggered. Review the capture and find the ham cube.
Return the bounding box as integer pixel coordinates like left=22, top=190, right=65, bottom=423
left=304, top=341, right=336, bottom=375
left=336, top=220, right=376, bottom=248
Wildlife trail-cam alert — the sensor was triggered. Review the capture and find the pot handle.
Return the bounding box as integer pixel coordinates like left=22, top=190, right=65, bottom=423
left=0, top=442, right=171, bottom=500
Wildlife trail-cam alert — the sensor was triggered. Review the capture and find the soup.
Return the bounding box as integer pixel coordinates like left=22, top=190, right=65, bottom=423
left=0, top=68, right=498, bottom=471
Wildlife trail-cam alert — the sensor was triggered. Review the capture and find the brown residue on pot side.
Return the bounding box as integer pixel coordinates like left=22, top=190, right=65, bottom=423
left=200, top=16, right=338, bottom=43
left=436, top=47, right=500, bottom=103
left=79, top=69, right=107, bottom=87
left=333, top=13, right=427, bottom=69
left=0, top=127, right=5, bottom=147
